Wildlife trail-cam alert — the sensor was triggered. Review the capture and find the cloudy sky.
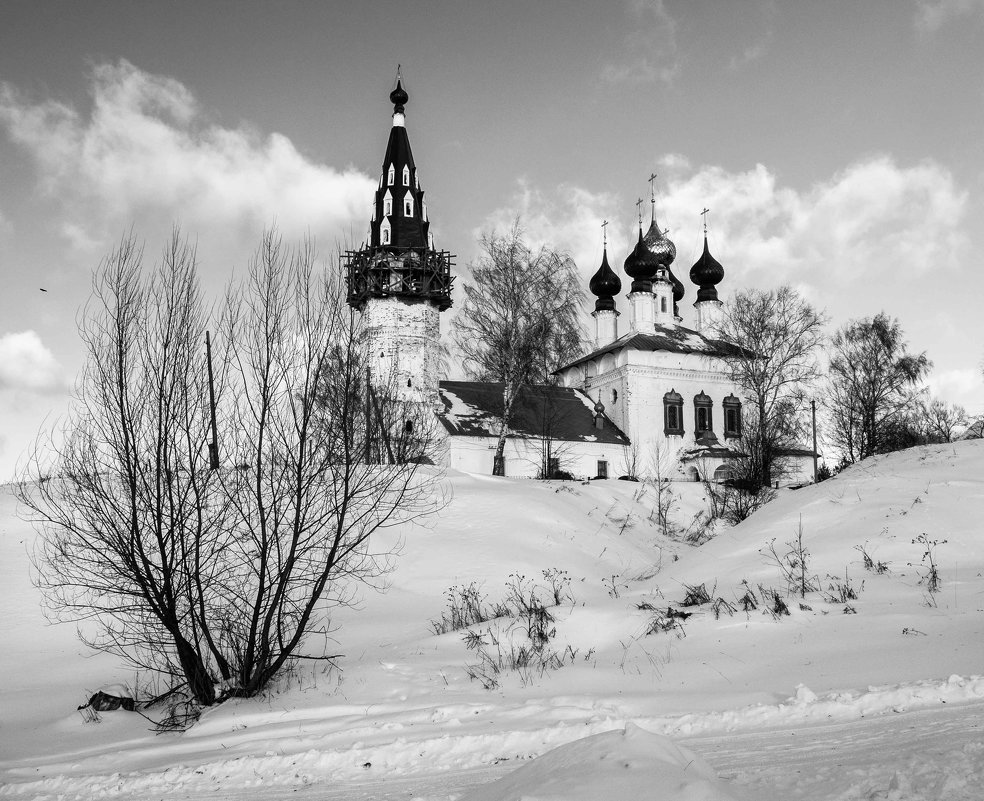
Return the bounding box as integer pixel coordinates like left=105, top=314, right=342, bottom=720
left=1, top=0, right=983, bottom=479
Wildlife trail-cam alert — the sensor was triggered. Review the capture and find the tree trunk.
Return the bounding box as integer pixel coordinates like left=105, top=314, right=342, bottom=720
left=174, top=633, right=216, bottom=706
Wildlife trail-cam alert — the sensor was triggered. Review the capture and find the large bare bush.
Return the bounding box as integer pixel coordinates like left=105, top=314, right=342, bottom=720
left=19, top=230, right=442, bottom=706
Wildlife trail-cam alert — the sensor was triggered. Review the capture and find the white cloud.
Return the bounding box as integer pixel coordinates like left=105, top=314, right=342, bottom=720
left=924, top=368, right=984, bottom=414
left=601, top=0, right=680, bottom=85
left=0, top=60, right=376, bottom=256
left=477, top=180, right=628, bottom=279
left=915, top=0, right=984, bottom=32
left=0, top=331, right=66, bottom=395
left=657, top=156, right=968, bottom=289
left=472, top=156, right=968, bottom=338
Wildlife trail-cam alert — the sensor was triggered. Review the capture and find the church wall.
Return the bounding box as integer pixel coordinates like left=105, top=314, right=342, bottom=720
left=562, top=349, right=743, bottom=480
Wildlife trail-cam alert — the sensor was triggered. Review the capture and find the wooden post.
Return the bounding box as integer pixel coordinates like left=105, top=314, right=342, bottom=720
left=811, top=399, right=818, bottom=482
left=206, top=331, right=219, bottom=470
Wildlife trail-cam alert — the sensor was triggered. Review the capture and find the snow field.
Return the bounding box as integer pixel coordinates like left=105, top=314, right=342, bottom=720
left=1, top=441, right=983, bottom=799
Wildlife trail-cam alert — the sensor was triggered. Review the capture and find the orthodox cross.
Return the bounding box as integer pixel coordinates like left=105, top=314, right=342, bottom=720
left=601, top=219, right=609, bottom=248
left=648, top=172, right=658, bottom=219
left=635, top=197, right=644, bottom=227
left=701, top=207, right=710, bottom=235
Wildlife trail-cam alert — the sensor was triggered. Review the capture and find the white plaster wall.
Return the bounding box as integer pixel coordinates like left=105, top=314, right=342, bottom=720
left=447, top=436, right=628, bottom=480
left=363, top=296, right=441, bottom=407
left=561, top=348, right=744, bottom=479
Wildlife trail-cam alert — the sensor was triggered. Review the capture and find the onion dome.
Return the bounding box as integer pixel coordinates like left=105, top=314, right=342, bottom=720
left=593, top=400, right=605, bottom=415
left=589, top=247, right=622, bottom=312
left=669, top=267, right=685, bottom=303
left=643, top=218, right=677, bottom=266
left=623, top=228, right=660, bottom=293
left=390, top=79, right=408, bottom=113
left=690, top=235, right=725, bottom=302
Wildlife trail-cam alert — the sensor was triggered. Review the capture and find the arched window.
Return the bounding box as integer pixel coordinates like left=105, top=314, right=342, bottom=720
left=611, top=388, right=618, bottom=404
left=380, top=221, right=391, bottom=245
left=713, top=464, right=732, bottom=483
left=402, top=165, right=410, bottom=186
left=723, top=394, right=742, bottom=439
left=404, top=194, right=414, bottom=216
left=387, top=165, right=395, bottom=185
left=404, top=420, right=414, bottom=434
left=660, top=296, right=667, bottom=313
left=663, top=389, right=684, bottom=435
left=694, top=391, right=713, bottom=434
left=383, top=190, right=393, bottom=217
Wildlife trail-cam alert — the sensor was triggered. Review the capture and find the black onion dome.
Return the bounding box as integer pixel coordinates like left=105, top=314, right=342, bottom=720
left=690, top=235, right=725, bottom=302
left=643, top=218, right=676, bottom=266
left=669, top=266, right=685, bottom=302
left=589, top=248, right=622, bottom=312
left=390, top=79, right=408, bottom=112
left=624, top=228, right=659, bottom=292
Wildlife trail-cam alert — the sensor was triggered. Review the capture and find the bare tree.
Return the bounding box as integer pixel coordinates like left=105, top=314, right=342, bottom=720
left=19, top=229, right=443, bottom=709
left=452, top=222, right=585, bottom=475
left=19, top=232, right=226, bottom=706
left=827, top=312, right=931, bottom=462
left=715, top=286, right=827, bottom=488
left=645, top=439, right=677, bottom=535
left=914, top=397, right=967, bottom=444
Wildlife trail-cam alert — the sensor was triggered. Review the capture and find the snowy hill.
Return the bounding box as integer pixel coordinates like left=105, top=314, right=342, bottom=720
left=1, top=441, right=983, bottom=800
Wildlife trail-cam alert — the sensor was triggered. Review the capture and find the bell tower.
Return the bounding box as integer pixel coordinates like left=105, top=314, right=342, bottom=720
left=344, top=73, right=454, bottom=409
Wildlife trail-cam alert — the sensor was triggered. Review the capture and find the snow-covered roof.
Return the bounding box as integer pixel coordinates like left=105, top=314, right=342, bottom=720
left=555, top=324, right=743, bottom=373
left=438, top=380, right=629, bottom=445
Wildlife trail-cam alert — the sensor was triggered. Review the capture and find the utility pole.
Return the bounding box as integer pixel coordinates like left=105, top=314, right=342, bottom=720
left=206, top=331, right=219, bottom=470
left=811, top=398, right=818, bottom=483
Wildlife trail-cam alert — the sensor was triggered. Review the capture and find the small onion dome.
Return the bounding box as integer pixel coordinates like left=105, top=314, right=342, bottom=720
left=593, top=400, right=605, bottom=415
left=643, top=219, right=677, bottom=266
left=669, top=266, right=685, bottom=303
left=390, top=79, right=409, bottom=113
left=623, top=228, right=660, bottom=292
left=589, top=248, right=621, bottom=312
left=689, top=235, right=725, bottom=302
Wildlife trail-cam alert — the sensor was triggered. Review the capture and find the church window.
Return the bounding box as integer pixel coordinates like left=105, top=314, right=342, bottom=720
left=387, top=165, right=395, bottom=185
left=402, top=165, right=410, bottom=185
left=663, top=389, right=684, bottom=436
left=407, top=378, right=412, bottom=387
left=694, top=391, right=713, bottom=434
left=611, top=388, right=618, bottom=403
left=597, top=460, right=609, bottom=479
left=383, top=191, right=393, bottom=217
left=380, top=221, right=391, bottom=245
left=723, top=394, right=742, bottom=439
left=405, top=420, right=414, bottom=434
left=660, top=296, right=667, bottom=313
left=404, top=195, right=414, bottom=216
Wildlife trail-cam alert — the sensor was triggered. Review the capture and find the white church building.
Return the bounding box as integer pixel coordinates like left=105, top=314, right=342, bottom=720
left=344, top=78, right=814, bottom=485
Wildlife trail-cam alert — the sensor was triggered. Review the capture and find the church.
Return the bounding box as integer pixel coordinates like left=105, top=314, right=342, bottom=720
left=344, top=78, right=814, bottom=485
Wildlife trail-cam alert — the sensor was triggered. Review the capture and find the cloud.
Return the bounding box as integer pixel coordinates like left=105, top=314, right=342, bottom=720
left=914, top=0, right=984, bottom=31
left=0, top=331, right=66, bottom=395
left=477, top=180, right=628, bottom=277
left=601, top=0, right=680, bottom=85
left=924, top=368, right=984, bottom=413
left=0, top=60, right=376, bottom=256
left=472, top=155, right=968, bottom=338
left=728, top=1, right=777, bottom=71
left=656, top=155, right=968, bottom=288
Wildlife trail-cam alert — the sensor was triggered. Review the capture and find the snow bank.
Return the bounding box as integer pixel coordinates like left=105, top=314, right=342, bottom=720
left=459, top=724, right=742, bottom=801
